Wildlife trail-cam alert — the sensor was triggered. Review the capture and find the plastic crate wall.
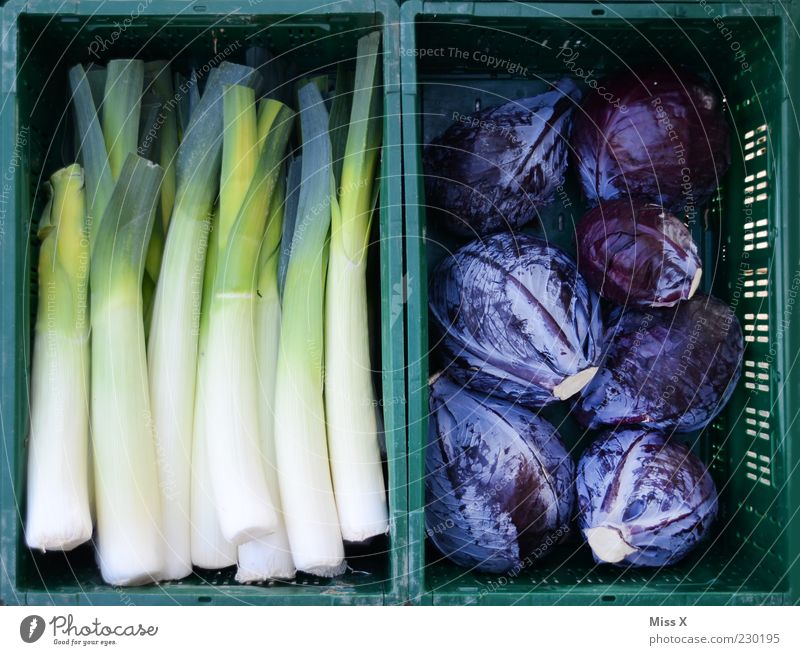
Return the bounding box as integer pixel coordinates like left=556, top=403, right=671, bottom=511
left=0, top=0, right=406, bottom=605
left=400, top=0, right=800, bottom=605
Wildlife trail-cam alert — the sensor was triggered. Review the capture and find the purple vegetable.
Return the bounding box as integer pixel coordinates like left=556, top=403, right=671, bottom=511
left=572, top=67, right=730, bottom=217
left=424, top=78, right=582, bottom=236
left=577, top=429, right=718, bottom=567
left=429, top=232, right=604, bottom=407
left=426, top=375, right=574, bottom=573
left=576, top=294, right=743, bottom=432
left=576, top=199, right=703, bottom=308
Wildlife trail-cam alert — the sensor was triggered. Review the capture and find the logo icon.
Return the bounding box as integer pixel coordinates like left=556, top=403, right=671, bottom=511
left=20, top=615, right=45, bottom=643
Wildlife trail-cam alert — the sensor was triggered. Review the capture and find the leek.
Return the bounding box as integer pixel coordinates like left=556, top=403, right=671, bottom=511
left=144, top=61, right=178, bottom=229
left=68, top=64, right=113, bottom=248
left=206, top=91, right=294, bottom=545
left=236, top=173, right=296, bottom=582
left=277, top=156, right=302, bottom=299
left=274, top=83, right=345, bottom=576
left=328, top=64, right=354, bottom=187
left=148, top=63, right=259, bottom=580
left=325, top=31, right=388, bottom=542
left=25, top=165, right=92, bottom=552
left=101, top=60, right=144, bottom=181
left=190, top=205, right=237, bottom=569
left=91, top=154, right=163, bottom=586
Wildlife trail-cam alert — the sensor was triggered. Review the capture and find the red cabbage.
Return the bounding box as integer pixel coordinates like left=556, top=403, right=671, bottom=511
left=571, top=67, right=730, bottom=218
left=424, top=78, right=581, bottom=235
left=576, top=294, right=743, bottom=432
left=429, top=232, right=604, bottom=407
left=426, top=375, right=574, bottom=573
left=577, top=429, right=718, bottom=567
left=576, top=199, right=702, bottom=308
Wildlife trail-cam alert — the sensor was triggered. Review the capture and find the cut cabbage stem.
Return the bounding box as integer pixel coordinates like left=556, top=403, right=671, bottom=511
left=148, top=63, right=259, bottom=580
left=236, top=174, right=296, bottom=582
left=325, top=31, right=388, bottom=543
left=688, top=267, right=703, bottom=299
left=553, top=366, right=598, bottom=401
left=91, top=154, right=163, bottom=586
left=206, top=89, right=295, bottom=545
left=274, top=82, right=345, bottom=577
left=25, top=166, right=92, bottom=552
left=584, top=526, right=637, bottom=564
left=191, top=205, right=237, bottom=569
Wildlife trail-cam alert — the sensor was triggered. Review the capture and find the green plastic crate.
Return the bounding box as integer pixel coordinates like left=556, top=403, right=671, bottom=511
left=401, top=1, right=800, bottom=605
left=0, top=0, right=406, bottom=605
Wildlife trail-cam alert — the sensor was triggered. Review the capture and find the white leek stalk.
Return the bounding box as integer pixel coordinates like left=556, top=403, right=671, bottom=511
left=206, top=91, right=294, bottom=545
left=91, top=154, right=163, bottom=586
left=325, top=31, right=388, bottom=542
left=148, top=63, right=258, bottom=580
left=25, top=165, right=92, bottom=551
left=274, top=83, right=345, bottom=576
left=190, top=205, right=237, bottom=569
left=236, top=176, right=296, bottom=582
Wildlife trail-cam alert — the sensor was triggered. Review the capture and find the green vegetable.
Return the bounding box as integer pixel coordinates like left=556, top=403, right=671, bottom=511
left=147, top=63, right=259, bottom=580
left=274, top=82, right=345, bottom=577
left=236, top=173, right=296, bottom=582
left=90, top=154, right=163, bottom=586
left=25, top=165, right=92, bottom=553
left=190, top=204, right=237, bottom=569
left=101, top=60, right=144, bottom=181
left=68, top=64, right=113, bottom=249
left=206, top=89, right=294, bottom=545
left=325, top=31, right=388, bottom=542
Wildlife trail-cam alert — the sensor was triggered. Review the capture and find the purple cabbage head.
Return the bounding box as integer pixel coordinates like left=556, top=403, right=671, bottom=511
left=424, top=78, right=582, bottom=236
left=571, top=67, right=730, bottom=217
left=576, top=199, right=703, bottom=308
left=429, top=232, right=604, bottom=407
left=576, top=294, right=743, bottom=432
left=577, top=429, right=718, bottom=567
left=426, top=374, right=574, bottom=573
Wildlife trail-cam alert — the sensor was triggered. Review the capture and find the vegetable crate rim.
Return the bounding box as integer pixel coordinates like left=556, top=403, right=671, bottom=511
left=400, top=0, right=800, bottom=605
left=0, top=0, right=407, bottom=606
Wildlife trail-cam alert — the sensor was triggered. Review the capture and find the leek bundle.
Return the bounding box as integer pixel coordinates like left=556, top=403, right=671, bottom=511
left=148, top=63, right=259, bottom=580
left=325, top=31, right=388, bottom=542
left=25, top=165, right=92, bottom=552
left=91, top=154, right=163, bottom=586
left=206, top=90, right=294, bottom=546
left=274, top=83, right=346, bottom=576
left=236, top=175, right=296, bottom=582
